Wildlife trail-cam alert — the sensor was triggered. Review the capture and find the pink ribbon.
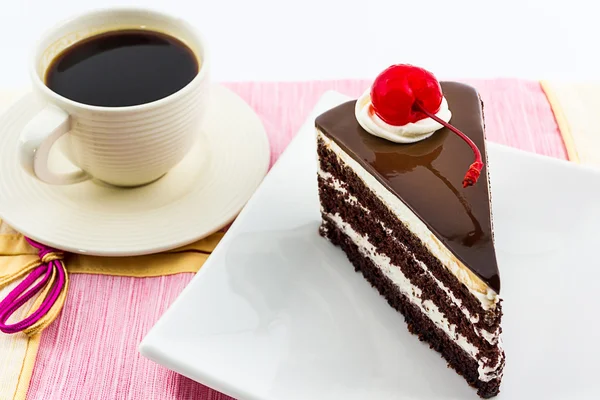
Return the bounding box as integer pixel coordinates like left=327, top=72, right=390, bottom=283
left=0, top=238, right=66, bottom=334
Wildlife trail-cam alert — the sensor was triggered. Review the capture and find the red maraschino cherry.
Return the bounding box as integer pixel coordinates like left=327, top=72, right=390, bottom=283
left=370, top=64, right=443, bottom=126
left=370, top=64, right=483, bottom=188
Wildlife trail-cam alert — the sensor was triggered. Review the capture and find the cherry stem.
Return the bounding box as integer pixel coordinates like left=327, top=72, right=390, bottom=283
left=413, top=103, right=483, bottom=188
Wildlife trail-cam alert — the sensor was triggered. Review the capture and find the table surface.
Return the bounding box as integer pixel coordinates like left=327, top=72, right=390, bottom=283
left=0, top=0, right=598, bottom=89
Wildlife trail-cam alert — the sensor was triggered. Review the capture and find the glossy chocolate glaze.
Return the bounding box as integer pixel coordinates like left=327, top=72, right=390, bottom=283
left=315, top=82, right=500, bottom=293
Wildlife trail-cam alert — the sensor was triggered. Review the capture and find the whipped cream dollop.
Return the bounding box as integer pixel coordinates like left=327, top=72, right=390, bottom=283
left=355, top=89, right=452, bottom=143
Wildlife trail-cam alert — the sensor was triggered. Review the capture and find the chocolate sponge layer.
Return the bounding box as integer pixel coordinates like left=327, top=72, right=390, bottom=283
left=317, top=137, right=504, bottom=398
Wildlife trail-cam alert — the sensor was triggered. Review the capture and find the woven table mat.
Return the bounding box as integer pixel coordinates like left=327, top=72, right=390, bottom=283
left=0, top=79, right=567, bottom=399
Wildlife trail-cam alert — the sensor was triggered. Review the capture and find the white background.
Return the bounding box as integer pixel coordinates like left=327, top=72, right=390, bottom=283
left=0, top=0, right=598, bottom=89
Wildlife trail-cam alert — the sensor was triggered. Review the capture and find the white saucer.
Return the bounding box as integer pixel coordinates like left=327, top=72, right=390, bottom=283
left=140, top=91, right=600, bottom=400
left=0, top=84, right=270, bottom=256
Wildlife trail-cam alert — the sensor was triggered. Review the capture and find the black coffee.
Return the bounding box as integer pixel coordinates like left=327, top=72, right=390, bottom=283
left=45, top=29, right=198, bottom=107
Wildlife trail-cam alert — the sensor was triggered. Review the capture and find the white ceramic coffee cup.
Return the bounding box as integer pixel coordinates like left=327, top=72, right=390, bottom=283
left=19, top=8, right=209, bottom=187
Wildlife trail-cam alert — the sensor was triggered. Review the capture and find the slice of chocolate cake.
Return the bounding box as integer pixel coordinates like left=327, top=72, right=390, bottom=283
left=315, top=65, right=504, bottom=398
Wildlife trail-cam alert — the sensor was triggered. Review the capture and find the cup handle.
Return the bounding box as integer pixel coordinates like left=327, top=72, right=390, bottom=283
left=18, top=104, right=89, bottom=185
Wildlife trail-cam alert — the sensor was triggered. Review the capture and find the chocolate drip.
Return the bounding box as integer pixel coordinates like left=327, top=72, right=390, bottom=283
left=315, top=82, right=500, bottom=293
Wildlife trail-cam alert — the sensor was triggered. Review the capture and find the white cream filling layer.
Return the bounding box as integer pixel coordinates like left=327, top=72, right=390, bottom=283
left=324, top=212, right=503, bottom=382
left=319, top=169, right=505, bottom=347
left=317, top=130, right=499, bottom=310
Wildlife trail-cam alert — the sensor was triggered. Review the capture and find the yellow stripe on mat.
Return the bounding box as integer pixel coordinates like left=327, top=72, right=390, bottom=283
left=13, top=339, right=41, bottom=400
left=541, top=80, right=600, bottom=166
left=540, top=81, right=580, bottom=163
left=67, top=232, right=223, bottom=276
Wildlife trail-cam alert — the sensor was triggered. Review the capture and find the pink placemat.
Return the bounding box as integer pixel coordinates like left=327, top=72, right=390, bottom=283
left=25, top=79, right=565, bottom=399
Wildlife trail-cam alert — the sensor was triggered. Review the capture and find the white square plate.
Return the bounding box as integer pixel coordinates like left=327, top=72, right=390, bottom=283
left=140, top=91, right=600, bottom=399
